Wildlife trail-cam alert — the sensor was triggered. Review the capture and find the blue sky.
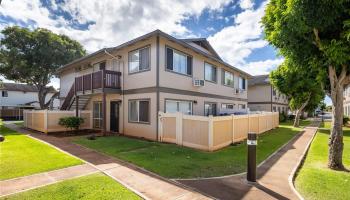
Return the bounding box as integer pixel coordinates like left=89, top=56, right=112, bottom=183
left=0, top=0, right=331, bottom=105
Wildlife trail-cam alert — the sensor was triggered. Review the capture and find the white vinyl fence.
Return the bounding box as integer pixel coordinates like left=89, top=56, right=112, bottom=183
left=158, top=112, right=279, bottom=151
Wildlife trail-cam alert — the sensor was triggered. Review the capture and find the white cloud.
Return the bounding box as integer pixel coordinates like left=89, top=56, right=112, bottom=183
left=242, top=58, right=284, bottom=75
left=239, top=0, right=254, bottom=10
left=208, top=2, right=270, bottom=75
left=0, top=0, right=232, bottom=52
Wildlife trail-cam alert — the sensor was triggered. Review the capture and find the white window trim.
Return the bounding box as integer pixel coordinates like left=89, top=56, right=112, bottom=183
left=165, top=100, right=193, bottom=115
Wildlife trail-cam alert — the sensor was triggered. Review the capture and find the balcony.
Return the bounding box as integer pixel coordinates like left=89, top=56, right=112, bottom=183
left=75, top=70, right=121, bottom=94
left=60, top=70, right=121, bottom=110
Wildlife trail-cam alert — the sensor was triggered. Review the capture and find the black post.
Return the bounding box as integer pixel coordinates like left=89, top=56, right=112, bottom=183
left=247, top=132, right=257, bottom=182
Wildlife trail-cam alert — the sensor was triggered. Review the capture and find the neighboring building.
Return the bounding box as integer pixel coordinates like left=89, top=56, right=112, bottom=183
left=344, top=85, right=350, bottom=116
left=0, top=83, right=59, bottom=120
left=58, top=29, right=252, bottom=140
left=248, top=75, right=289, bottom=113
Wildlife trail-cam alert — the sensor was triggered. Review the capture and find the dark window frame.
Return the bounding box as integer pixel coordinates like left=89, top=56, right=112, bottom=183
left=204, top=62, right=217, bottom=83
left=165, top=45, right=193, bottom=77
left=2, top=90, right=8, bottom=97
left=128, top=45, right=151, bottom=75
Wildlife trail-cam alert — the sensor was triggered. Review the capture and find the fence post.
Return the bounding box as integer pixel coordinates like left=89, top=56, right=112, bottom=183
left=44, top=110, right=48, bottom=133
left=232, top=115, right=235, bottom=143
left=208, top=115, right=214, bottom=151
left=176, top=112, right=183, bottom=145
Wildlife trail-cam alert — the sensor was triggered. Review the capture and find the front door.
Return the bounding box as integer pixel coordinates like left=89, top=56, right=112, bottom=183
left=110, top=101, right=119, bottom=132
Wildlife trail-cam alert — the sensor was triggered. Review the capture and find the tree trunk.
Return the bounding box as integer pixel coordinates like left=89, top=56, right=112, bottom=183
left=293, top=96, right=310, bottom=127
left=37, top=86, right=59, bottom=110
left=328, top=66, right=346, bottom=170
left=294, top=109, right=302, bottom=127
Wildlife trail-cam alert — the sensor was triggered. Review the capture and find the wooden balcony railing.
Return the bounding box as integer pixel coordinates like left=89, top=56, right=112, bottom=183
left=75, top=70, right=121, bottom=93
left=61, top=70, right=121, bottom=110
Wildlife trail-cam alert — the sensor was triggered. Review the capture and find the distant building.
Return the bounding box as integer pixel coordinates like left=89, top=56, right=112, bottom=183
left=0, top=83, right=59, bottom=120
left=248, top=75, right=289, bottom=113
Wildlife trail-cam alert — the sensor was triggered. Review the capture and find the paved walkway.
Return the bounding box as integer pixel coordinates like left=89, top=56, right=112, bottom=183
left=4, top=123, right=210, bottom=200
left=177, top=121, right=320, bottom=200
left=0, top=164, right=97, bottom=197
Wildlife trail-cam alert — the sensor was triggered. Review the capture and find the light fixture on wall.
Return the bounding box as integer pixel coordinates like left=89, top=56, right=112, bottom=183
left=193, top=100, right=198, bottom=104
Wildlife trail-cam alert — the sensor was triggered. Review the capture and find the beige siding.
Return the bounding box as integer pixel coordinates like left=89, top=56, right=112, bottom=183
left=158, top=37, right=248, bottom=100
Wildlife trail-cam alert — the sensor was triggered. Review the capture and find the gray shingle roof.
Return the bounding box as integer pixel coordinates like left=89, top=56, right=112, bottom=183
left=248, top=75, right=270, bottom=86
left=58, top=29, right=252, bottom=78
left=0, top=83, right=57, bottom=93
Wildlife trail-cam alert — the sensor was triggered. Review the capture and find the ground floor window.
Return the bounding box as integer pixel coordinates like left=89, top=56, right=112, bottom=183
left=129, top=99, right=150, bottom=123
left=205, top=102, right=217, bottom=116
left=165, top=100, right=192, bottom=115
left=221, top=103, right=235, bottom=110
left=238, top=104, right=246, bottom=109
left=93, top=101, right=102, bottom=128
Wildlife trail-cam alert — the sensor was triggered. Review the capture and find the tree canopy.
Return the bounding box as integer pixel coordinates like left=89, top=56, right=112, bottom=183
left=0, top=26, right=86, bottom=108
left=262, top=0, right=350, bottom=169
left=270, top=59, right=324, bottom=126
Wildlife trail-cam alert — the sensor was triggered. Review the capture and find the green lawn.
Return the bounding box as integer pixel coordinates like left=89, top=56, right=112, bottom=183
left=74, top=121, right=306, bottom=178
left=295, top=121, right=350, bottom=200
left=0, top=121, right=83, bottom=180
left=1, top=173, right=140, bottom=200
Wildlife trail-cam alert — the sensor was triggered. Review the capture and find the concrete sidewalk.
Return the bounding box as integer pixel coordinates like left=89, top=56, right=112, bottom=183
left=4, top=123, right=210, bottom=200
left=0, top=164, right=97, bottom=197
left=178, top=121, right=320, bottom=200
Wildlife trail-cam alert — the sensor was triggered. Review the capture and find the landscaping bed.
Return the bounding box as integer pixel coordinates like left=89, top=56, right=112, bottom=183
left=74, top=121, right=307, bottom=178
left=0, top=121, right=83, bottom=180
left=0, top=173, right=140, bottom=200
left=295, top=122, right=350, bottom=200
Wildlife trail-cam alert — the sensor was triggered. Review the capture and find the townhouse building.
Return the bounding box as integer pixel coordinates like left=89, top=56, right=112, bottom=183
left=248, top=75, right=289, bottom=113
left=58, top=30, right=251, bottom=140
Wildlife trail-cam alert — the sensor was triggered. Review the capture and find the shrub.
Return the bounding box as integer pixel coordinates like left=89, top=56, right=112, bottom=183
left=343, top=115, right=349, bottom=126
left=279, top=111, right=287, bottom=122
left=59, top=116, right=84, bottom=132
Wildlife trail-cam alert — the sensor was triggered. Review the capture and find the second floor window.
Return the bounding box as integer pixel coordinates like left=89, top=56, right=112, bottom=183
left=204, top=63, right=217, bottom=82
left=239, top=77, right=246, bottom=90
left=128, top=46, right=150, bottom=73
left=223, top=70, right=234, bottom=87
left=166, top=47, right=192, bottom=76
left=2, top=91, right=8, bottom=97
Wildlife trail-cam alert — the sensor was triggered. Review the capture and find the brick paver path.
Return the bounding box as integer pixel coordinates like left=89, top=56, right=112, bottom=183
left=178, top=121, right=320, bottom=200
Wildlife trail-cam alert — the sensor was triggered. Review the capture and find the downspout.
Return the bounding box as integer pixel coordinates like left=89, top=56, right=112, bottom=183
left=156, top=34, right=160, bottom=141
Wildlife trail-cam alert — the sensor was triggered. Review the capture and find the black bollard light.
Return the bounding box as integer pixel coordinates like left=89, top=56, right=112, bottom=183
left=247, top=132, right=257, bottom=182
